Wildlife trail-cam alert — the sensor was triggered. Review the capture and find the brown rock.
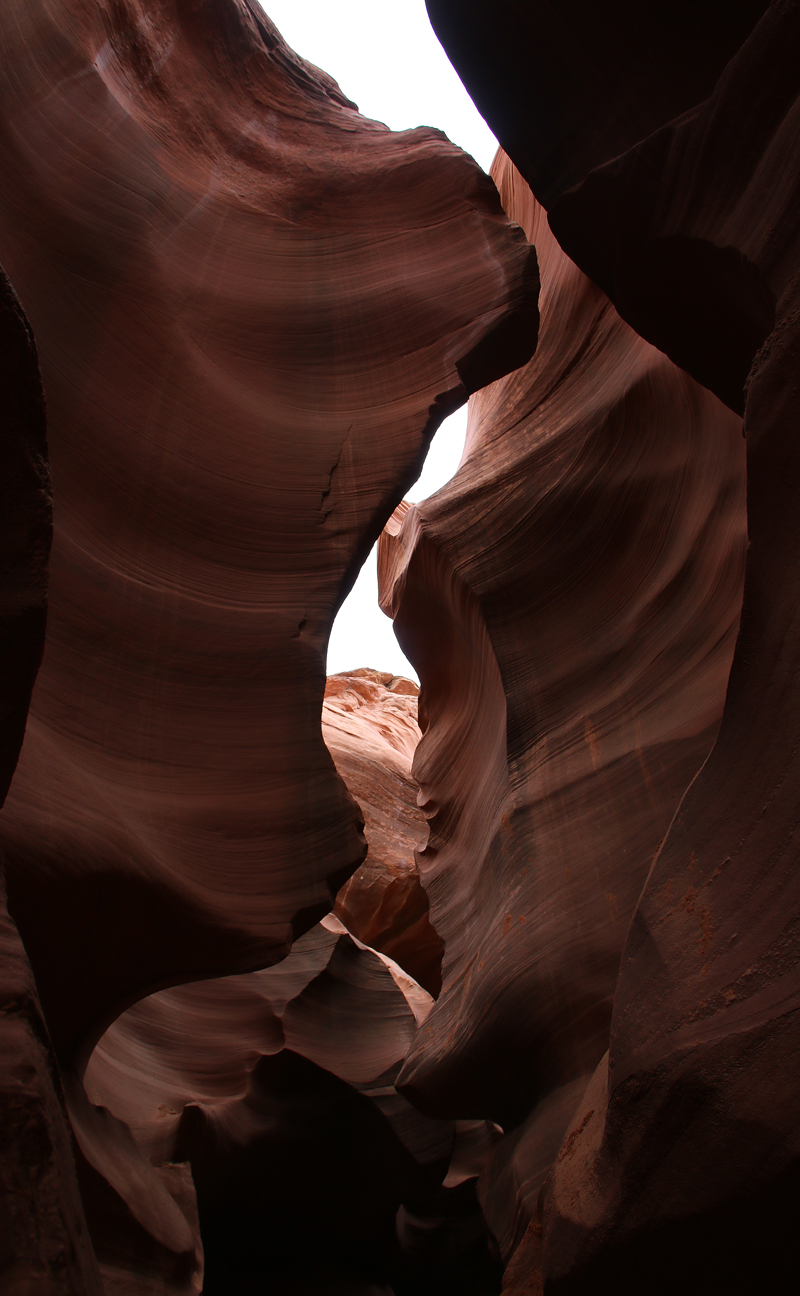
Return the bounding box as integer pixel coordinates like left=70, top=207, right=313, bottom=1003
left=427, top=2, right=791, bottom=417
left=0, top=267, right=102, bottom=1293
left=82, top=916, right=493, bottom=1290
left=425, top=0, right=768, bottom=209
left=379, top=153, right=746, bottom=1256
left=0, top=0, right=538, bottom=1073
left=541, top=10, right=800, bottom=1290
left=546, top=2, right=800, bottom=414
left=325, top=669, right=443, bottom=995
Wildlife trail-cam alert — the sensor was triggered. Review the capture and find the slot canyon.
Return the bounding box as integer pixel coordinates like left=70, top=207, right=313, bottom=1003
left=0, top=2, right=798, bottom=1293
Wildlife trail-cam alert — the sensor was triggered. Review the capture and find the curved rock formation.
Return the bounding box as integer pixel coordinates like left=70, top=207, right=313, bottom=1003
left=379, top=152, right=747, bottom=1261
left=84, top=915, right=499, bottom=1293
left=539, top=9, right=800, bottom=1293
left=427, top=1, right=792, bottom=418
left=546, top=2, right=798, bottom=415
left=324, top=669, right=443, bottom=995
left=0, top=0, right=538, bottom=1081
left=0, top=268, right=104, bottom=1296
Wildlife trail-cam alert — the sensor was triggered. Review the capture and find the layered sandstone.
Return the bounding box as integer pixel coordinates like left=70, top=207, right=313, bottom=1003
left=424, top=1, right=800, bottom=1289
left=0, top=2, right=539, bottom=1288
left=378, top=152, right=747, bottom=1264
left=0, top=0, right=537, bottom=1082
left=540, top=8, right=800, bottom=1291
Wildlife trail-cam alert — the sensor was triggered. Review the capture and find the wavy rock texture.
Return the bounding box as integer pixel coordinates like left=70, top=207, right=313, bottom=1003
left=0, top=268, right=103, bottom=1296
left=0, top=0, right=538, bottom=1086
left=538, top=9, right=800, bottom=1293
left=83, top=915, right=501, bottom=1293
left=378, top=153, right=747, bottom=1265
left=324, top=669, right=443, bottom=995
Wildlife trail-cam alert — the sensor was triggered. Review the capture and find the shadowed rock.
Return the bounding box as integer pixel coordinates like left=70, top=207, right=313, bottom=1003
left=540, top=8, right=800, bottom=1292
left=378, top=152, right=746, bottom=1263
left=0, top=268, right=103, bottom=1293
left=425, top=0, right=768, bottom=209
left=84, top=916, right=500, bottom=1292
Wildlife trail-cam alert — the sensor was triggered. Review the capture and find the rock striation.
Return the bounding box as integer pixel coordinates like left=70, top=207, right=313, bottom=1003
left=425, top=1, right=800, bottom=1290
left=0, top=2, right=539, bottom=1289
left=0, top=0, right=537, bottom=1083
left=2, top=0, right=797, bottom=1291
left=378, top=151, right=747, bottom=1265
left=539, top=8, right=800, bottom=1293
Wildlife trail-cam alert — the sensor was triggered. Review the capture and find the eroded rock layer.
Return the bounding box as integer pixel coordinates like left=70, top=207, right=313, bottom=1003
left=428, top=1, right=800, bottom=1289
left=0, top=0, right=538, bottom=1081
left=84, top=915, right=500, bottom=1293
left=379, top=152, right=747, bottom=1262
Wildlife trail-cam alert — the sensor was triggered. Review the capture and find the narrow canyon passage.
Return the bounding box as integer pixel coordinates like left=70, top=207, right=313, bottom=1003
left=1, top=3, right=798, bottom=1295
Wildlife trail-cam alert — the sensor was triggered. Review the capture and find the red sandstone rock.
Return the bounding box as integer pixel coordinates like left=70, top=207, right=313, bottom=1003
left=83, top=915, right=499, bottom=1290
left=0, top=0, right=538, bottom=1083
left=539, top=9, right=800, bottom=1292
left=0, top=267, right=104, bottom=1295
left=324, top=669, right=443, bottom=995
left=379, top=152, right=746, bottom=1261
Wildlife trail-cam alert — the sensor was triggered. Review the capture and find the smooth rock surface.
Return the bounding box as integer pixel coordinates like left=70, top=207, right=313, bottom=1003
left=547, top=0, right=800, bottom=413
left=0, top=0, right=538, bottom=1076
left=379, top=152, right=746, bottom=1257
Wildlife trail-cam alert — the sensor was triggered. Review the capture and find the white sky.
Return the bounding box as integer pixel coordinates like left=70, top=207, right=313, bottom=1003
left=261, top=2, right=498, bottom=680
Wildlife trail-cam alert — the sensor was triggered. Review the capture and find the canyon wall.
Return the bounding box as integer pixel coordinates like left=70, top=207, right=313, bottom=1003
left=378, top=151, right=747, bottom=1267
left=425, top=2, right=800, bottom=1290
left=2, top=0, right=799, bottom=1291
left=0, top=1, right=538, bottom=1290
left=0, top=0, right=538, bottom=1074
left=0, top=267, right=104, bottom=1295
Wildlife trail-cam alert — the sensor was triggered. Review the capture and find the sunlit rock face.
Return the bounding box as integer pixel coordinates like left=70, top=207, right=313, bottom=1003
left=0, top=268, right=103, bottom=1295
left=378, top=151, right=747, bottom=1263
left=324, top=669, right=444, bottom=995
left=0, top=0, right=538, bottom=1081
